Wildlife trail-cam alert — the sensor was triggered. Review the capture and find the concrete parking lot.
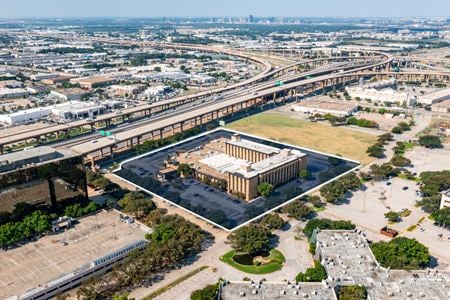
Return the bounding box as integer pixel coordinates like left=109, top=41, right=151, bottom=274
left=0, top=210, right=148, bottom=299
left=117, top=129, right=358, bottom=230
left=321, top=177, right=450, bottom=268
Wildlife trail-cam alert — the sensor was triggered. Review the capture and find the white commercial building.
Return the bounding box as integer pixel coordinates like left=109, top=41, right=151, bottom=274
left=346, top=86, right=417, bottom=106
left=144, top=85, right=171, bottom=97
left=419, top=87, right=450, bottom=105
left=0, top=101, right=107, bottom=125
left=0, top=88, right=29, bottom=99
left=440, top=190, right=450, bottom=210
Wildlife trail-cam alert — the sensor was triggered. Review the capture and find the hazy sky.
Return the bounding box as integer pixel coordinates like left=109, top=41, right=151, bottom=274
left=0, top=0, right=448, bottom=18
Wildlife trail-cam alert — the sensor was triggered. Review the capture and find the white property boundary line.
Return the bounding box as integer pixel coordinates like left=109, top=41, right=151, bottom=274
left=113, top=127, right=361, bottom=232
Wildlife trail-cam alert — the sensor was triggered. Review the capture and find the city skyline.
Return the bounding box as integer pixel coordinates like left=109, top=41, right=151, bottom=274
left=0, top=0, right=449, bottom=18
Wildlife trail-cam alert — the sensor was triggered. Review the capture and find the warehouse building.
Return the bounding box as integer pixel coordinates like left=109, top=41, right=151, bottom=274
left=292, top=97, right=359, bottom=116
left=419, top=87, right=450, bottom=105
left=50, top=87, right=89, bottom=101
left=70, top=75, right=116, bottom=88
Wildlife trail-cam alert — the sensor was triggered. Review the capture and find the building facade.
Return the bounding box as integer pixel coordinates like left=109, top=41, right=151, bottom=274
left=0, top=147, right=88, bottom=213
left=179, top=134, right=308, bottom=201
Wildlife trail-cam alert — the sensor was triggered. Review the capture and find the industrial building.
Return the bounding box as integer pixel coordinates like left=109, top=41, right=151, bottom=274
left=419, top=87, right=450, bottom=105
left=171, top=134, right=308, bottom=201
left=0, top=87, right=29, bottom=99
left=70, top=75, right=116, bottom=88
left=346, top=86, right=417, bottom=106
left=50, top=88, right=89, bottom=101
left=292, top=97, right=359, bottom=116
left=0, top=146, right=88, bottom=212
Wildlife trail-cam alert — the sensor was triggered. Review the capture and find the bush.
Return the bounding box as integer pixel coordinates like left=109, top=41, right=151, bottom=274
left=338, top=285, right=367, bottom=300
left=64, top=201, right=98, bottom=218
left=418, top=135, right=443, bottom=149
left=303, top=219, right=355, bottom=239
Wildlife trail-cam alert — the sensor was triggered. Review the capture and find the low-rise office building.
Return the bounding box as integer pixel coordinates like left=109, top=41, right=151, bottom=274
left=171, top=134, right=308, bottom=201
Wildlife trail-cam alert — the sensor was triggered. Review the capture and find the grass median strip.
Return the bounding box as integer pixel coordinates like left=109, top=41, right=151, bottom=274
left=143, top=265, right=209, bottom=300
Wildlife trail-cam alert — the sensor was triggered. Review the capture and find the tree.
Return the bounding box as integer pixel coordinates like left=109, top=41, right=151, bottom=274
left=370, top=163, right=397, bottom=181
left=371, top=237, right=430, bottom=270
left=259, top=213, right=286, bottom=230
left=118, top=192, right=155, bottom=218
left=257, top=182, right=274, bottom=197
left=112, top=294, right=134, bottom=300
left=299, top=169, right=310, bottom=180
left=366, top=143, right=385, bottom=158
left=378, top=133, right=393, bottom=144
left=150, top=223, right=176, bottom=243
left=338, top=285, right=367, bottom=300
left=190, top=282, right=219, bottom=300
left=77, top=278, right=101, bottom=300
left=145, top=208, right=168, bottom=226
left=390, top=155, right=411, bottom=167
left=320, top=181, right=346, bottom=203
left=281, top=200, right=312, bottom=219
left=177, top=163, right=193, bottom=177
left=384, top=211, right=400, bottom=222
left=419, top=170, right=450, bottom=197
left=91, top=177, right=111, bottom=190
left=417, top=195, right=441, bottom=214
left=431, top=207, right=450, bottom=226
left=418, top=135, right=443, bottom=149
left=295, top=260, right=327, bottom=282
left=228, top=224, right=271, bottom=253
left=309, top=195, right=324, bottom=208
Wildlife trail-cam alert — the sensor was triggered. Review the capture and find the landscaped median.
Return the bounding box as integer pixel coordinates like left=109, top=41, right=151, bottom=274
left=219, top=248, right=285, bottom=274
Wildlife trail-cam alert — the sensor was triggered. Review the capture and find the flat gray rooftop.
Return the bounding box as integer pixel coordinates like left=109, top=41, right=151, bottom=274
left=0, top=146, right=59, bottom=164
left=0, top=210, right=149, bottom=299
left=316, top=230, right=450, bottom=300
left=220, top=281, right=335, bottom=300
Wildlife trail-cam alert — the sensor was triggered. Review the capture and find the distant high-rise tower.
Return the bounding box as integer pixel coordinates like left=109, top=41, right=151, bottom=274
left=248, top=15, right=255, bottom=23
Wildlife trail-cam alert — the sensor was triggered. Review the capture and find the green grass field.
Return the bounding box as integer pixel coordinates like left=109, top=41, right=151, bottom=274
left=226, top=112, right=378, bottom=165
left=219, top=249, right=285, bottom=274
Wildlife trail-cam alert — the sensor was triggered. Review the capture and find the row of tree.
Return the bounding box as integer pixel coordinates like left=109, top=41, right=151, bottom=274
left=319, top=172, right=361, bottom=203
left=77, top=209, right=210, bottom=299
left=0, top=211, right=51, bottom=248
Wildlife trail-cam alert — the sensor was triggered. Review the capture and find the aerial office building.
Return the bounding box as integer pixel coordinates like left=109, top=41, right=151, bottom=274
left=172, top=134, right=308, bottom=201
left=0, top=146, right=88, bottom=213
